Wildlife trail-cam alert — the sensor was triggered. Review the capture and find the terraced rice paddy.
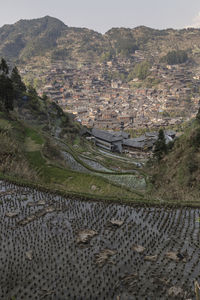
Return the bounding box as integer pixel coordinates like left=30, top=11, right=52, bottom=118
left=62, top=150, right=146, bottom=191
left=0, top=181, right=200, bottom=299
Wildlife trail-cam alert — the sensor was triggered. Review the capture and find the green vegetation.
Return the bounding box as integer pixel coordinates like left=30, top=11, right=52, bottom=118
left=145, top=76, right=161, bottom=88
left=51, top=48, right=69, bottom=60
left=105, top=29, right=139, bottom=57
left=24, top=127, right=44, bottom=145
left=0, top=16, right=200, bottom=67
left=196, top=107, right=200, bottom=123
left=189, top=127, right=200, bottom=149
left=153, top=129, right=167, bottom=161
left=0, top=111, right=139, bottom=200
left=0, top=58, right=146, bottom=202
left=11, top=66, right=26, bottom=97
left=107, top=70, right=126, bottom=82
left=0, top=58, right=14, bottom=111
left=116, top=39, right=138, bottom=56
left=161, top=50, right=188, bottom=65
left=149, top=113, right=200, bottom=202
left=1, top=51, right=200, bottom=205
left=0, top=16, right=200, bottom=66
left=100, top=51, right=114, bottom=62
left=128, top=61, right=151, bottom=81
left=0, top=16, right=67, bottom=59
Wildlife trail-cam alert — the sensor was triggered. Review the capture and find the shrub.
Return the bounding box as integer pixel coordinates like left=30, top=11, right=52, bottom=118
left=187, top=159, right=198, bottom=174
left=167, top=140, right=174, bottom=152
left=196, top=107, right=200, bottom=123
left=190, top=127, right=200, bottom=149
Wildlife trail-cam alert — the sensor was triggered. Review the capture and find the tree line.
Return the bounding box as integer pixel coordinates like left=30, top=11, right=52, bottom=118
left=0, top=58, right=47, bottom=113
left=0, top=58, right=26, bottom=112
left=161, top=50, right=188, bottom=65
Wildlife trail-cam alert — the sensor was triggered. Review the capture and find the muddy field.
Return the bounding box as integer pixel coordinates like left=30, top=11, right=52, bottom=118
left=0, top=181, right=200, bottom=300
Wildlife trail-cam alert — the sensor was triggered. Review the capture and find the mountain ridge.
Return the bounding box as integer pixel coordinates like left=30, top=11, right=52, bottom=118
left=1, top=16, right=200, bottom=65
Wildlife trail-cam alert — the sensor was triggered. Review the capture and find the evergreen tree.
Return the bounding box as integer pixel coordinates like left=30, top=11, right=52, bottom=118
left=153, top=129, right=167, bottom=161
left=0, top=74, right=14, bottom=111
left=27, top=85, right=38, bottom=99
left=11, top=66, right=26, bottom=97
left=0, top=58, right=9, bottom=75
left=41, top=93, right=48, bottom=101
left=26, top=85, right=40, bottom=111
left=0, top=58, right=14, bottom=112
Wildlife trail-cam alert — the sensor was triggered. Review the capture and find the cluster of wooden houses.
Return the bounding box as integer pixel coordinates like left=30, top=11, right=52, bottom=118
left=21, top=56, right=200, bottom=132
left=87, top=128, right=176, bottom=153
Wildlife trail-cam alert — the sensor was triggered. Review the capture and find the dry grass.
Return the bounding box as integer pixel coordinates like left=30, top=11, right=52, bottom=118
left=147, top=121, right=200, bottom=203
left=0, top=132, right=38, bottom=181
left=25, top=137, right=42, bottom=151
left=1, top=157, right=39, bottom=181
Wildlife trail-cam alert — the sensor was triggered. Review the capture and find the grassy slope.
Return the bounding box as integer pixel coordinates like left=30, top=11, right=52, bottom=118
left=148, top=119, right=200, bottom=204
left=2, top=110, right=200, bottom=206
left=0, top=112, right=144, bottom=202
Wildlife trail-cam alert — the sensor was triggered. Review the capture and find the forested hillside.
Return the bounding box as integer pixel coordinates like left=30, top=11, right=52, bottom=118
left=1, top=16, right=200, bottom=65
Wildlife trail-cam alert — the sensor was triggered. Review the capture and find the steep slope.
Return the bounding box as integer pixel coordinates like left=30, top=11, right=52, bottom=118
left=0, top=16, right=67, bottom=60
left=149, top=118, right=200, bottom=202
left=55, top=26, right=110, bottom=63
left=0, top=107, right=140, bottom=201
left=0, top=16, right=110, bottom=63
left=0, top=60, right=143, bottom=201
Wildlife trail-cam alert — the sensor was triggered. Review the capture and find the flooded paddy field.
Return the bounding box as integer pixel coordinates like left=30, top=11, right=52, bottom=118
left=0, top=181, right=200, bottom=300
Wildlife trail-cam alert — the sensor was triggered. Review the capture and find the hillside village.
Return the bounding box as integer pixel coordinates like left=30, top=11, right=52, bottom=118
left=20, top=52, right=200, bottom=132
left=2, top=16, right=200, bottom=134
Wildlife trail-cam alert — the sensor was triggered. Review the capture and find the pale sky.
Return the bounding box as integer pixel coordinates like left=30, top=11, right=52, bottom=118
left=1, top=0, right=200, bottom=33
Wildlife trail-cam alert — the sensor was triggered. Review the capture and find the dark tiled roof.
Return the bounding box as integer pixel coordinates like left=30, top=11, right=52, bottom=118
left=165, top=130, right=176, bottom=137
left=91, top=128, right=123, bottom=143
left=110, top=131, right=130, bottom=139
left=132, top=135, right=146, bottom=142
left=123, top=139, right=145, bottom=149
left=145, top=132, right=158, bottom=137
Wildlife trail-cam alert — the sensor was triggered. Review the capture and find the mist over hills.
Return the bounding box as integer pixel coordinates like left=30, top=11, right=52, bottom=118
left=1, top=16, right=200, bottom=65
